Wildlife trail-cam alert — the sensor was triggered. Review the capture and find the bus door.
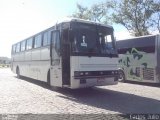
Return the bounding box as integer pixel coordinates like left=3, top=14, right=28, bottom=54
left=61, top=29, right=71, bottom=86
left=50, top=30, right=62, bottom=87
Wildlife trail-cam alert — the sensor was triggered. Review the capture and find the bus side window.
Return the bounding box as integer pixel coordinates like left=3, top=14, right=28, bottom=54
left=16, top=43, right=20, bottom=53
left=52, top=31, right=60, bottom=55
left=34, top=34, right=42, bottom=48
left=43, top=32, right=49, bottom=46
left=26, top=38, right=33, bottom=50
left=21, top=40, right=26, bottom=51
left=52, top=32, right=56, bottom=47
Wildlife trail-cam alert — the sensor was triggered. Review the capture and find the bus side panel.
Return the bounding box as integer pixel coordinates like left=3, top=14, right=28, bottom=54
left=38, top=46, right=50, bottom=82
left=11, top=54, right=16, bottom=74
left=18, top=52, right=25, bottom=77
left=117, top=35, right=160, bottom=83
left=156, top=35, right=160, bottom=83
left=24, top=50, right=32, bottom=77
left=31, top=48, right=41, bottom=79
left=13, top=46, right=51, bottom=82
left=50, top=48, right=62, bottom=87
left=119, top=52, right=157, bottom=83
left=12, top=53, right=20, bottom=74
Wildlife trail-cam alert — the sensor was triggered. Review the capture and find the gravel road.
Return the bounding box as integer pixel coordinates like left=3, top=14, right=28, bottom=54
left=0, top=68, right=160, bottom=119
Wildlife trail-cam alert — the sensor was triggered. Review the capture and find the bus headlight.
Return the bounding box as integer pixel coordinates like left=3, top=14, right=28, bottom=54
left=74, top=71, right=90, bottom=77
left=80, top=72, right=84, bottom=76
left=85, top=72, right=89, bottom=75
left=74, top=71, right=84, bottom=76
left=100, top=72, right=103, bottom=75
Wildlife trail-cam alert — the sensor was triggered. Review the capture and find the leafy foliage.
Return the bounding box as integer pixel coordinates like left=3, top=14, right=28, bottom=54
left=112, top=0, right=160, bottom=36
left=72, top=4, right=89, bottom=20
left=71, top=0, right=160, bottom=36
left=71, top=2, right=113, bottom=24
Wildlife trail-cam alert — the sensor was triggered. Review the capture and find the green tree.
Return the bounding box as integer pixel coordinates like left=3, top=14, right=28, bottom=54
left=72, top=4, right=89, bottom=20
left=150, top=2, right=160, bottom=33
left=112, top=0, right=160, bottom=36
left=71, top=2, right=113, bottom=24
left=71, top=0, right=160, bottom=36
left=156, top=13, right=160, bottom=33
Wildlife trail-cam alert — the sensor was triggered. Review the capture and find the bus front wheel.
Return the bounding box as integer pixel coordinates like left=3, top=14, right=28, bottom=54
left=118, top=70, right=125, bottom=82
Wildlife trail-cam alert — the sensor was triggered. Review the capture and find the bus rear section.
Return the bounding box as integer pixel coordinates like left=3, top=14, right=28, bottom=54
left=117, top=34, right=160, bottom=84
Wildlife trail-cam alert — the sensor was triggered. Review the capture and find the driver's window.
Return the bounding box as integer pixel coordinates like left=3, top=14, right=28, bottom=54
left=72, top=36, right=78, bottom=52
left=99, top=33, right=106, bottom=47
left=105, top=35, right=112, bottom=43
left=105, top=35, right=113, bottom=49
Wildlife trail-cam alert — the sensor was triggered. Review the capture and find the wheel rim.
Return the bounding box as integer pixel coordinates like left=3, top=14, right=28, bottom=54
left=118, top=71, right=124, bottom=81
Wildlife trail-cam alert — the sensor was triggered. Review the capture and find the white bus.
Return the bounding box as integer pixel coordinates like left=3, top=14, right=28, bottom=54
left=117, top=34, right=160, bottom=84
left=11, top=18, right=119, bottom=89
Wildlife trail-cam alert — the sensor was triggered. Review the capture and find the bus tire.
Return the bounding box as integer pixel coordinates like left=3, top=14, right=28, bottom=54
left=118, top=70, right=125, bottom=82
left=16, top=67, right=20, bottom=79
left=47, top=70, right=51, bottom=86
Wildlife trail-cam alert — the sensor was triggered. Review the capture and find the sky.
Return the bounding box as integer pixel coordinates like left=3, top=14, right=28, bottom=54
left=0, top=0, right=132, bottom=58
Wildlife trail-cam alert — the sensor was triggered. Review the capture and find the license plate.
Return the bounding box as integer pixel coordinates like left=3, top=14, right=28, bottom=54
left=97, top=78, right=105, bottom=83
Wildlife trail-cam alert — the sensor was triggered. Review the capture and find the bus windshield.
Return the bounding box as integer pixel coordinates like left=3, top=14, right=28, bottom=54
left=71, top=22, right=117, bottom=57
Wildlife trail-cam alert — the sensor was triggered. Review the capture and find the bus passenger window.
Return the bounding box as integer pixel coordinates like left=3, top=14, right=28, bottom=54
left=26, top=38, right=33, bottom=50
left=52, top=31, right=60, bottom=55
left=43, top=32, right=49, bottom=46
left=34, top=34, right=42, bottom=48
left=21, top=41, right=26, bottom=51
left=16, top=43, right=20, bottom=53
left=52, top=32, right=56, bottom=47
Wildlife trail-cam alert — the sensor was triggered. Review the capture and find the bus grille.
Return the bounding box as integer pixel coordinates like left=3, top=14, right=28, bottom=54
left=143, top=68, right=154, bottom=81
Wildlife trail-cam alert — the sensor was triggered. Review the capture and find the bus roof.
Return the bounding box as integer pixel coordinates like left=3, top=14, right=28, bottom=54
left=58, top=17, right=113, bottom=29
left=12, top=18, right=113, bottom=46
left=117, top=34, right=158, bottom=49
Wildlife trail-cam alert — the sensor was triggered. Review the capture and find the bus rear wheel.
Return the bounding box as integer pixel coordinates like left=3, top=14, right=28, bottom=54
left=16, top=67, right=20, bottom=79
left=47, top=70, right=51, bottom=86
left=118, top=70, right=125, bottom=82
